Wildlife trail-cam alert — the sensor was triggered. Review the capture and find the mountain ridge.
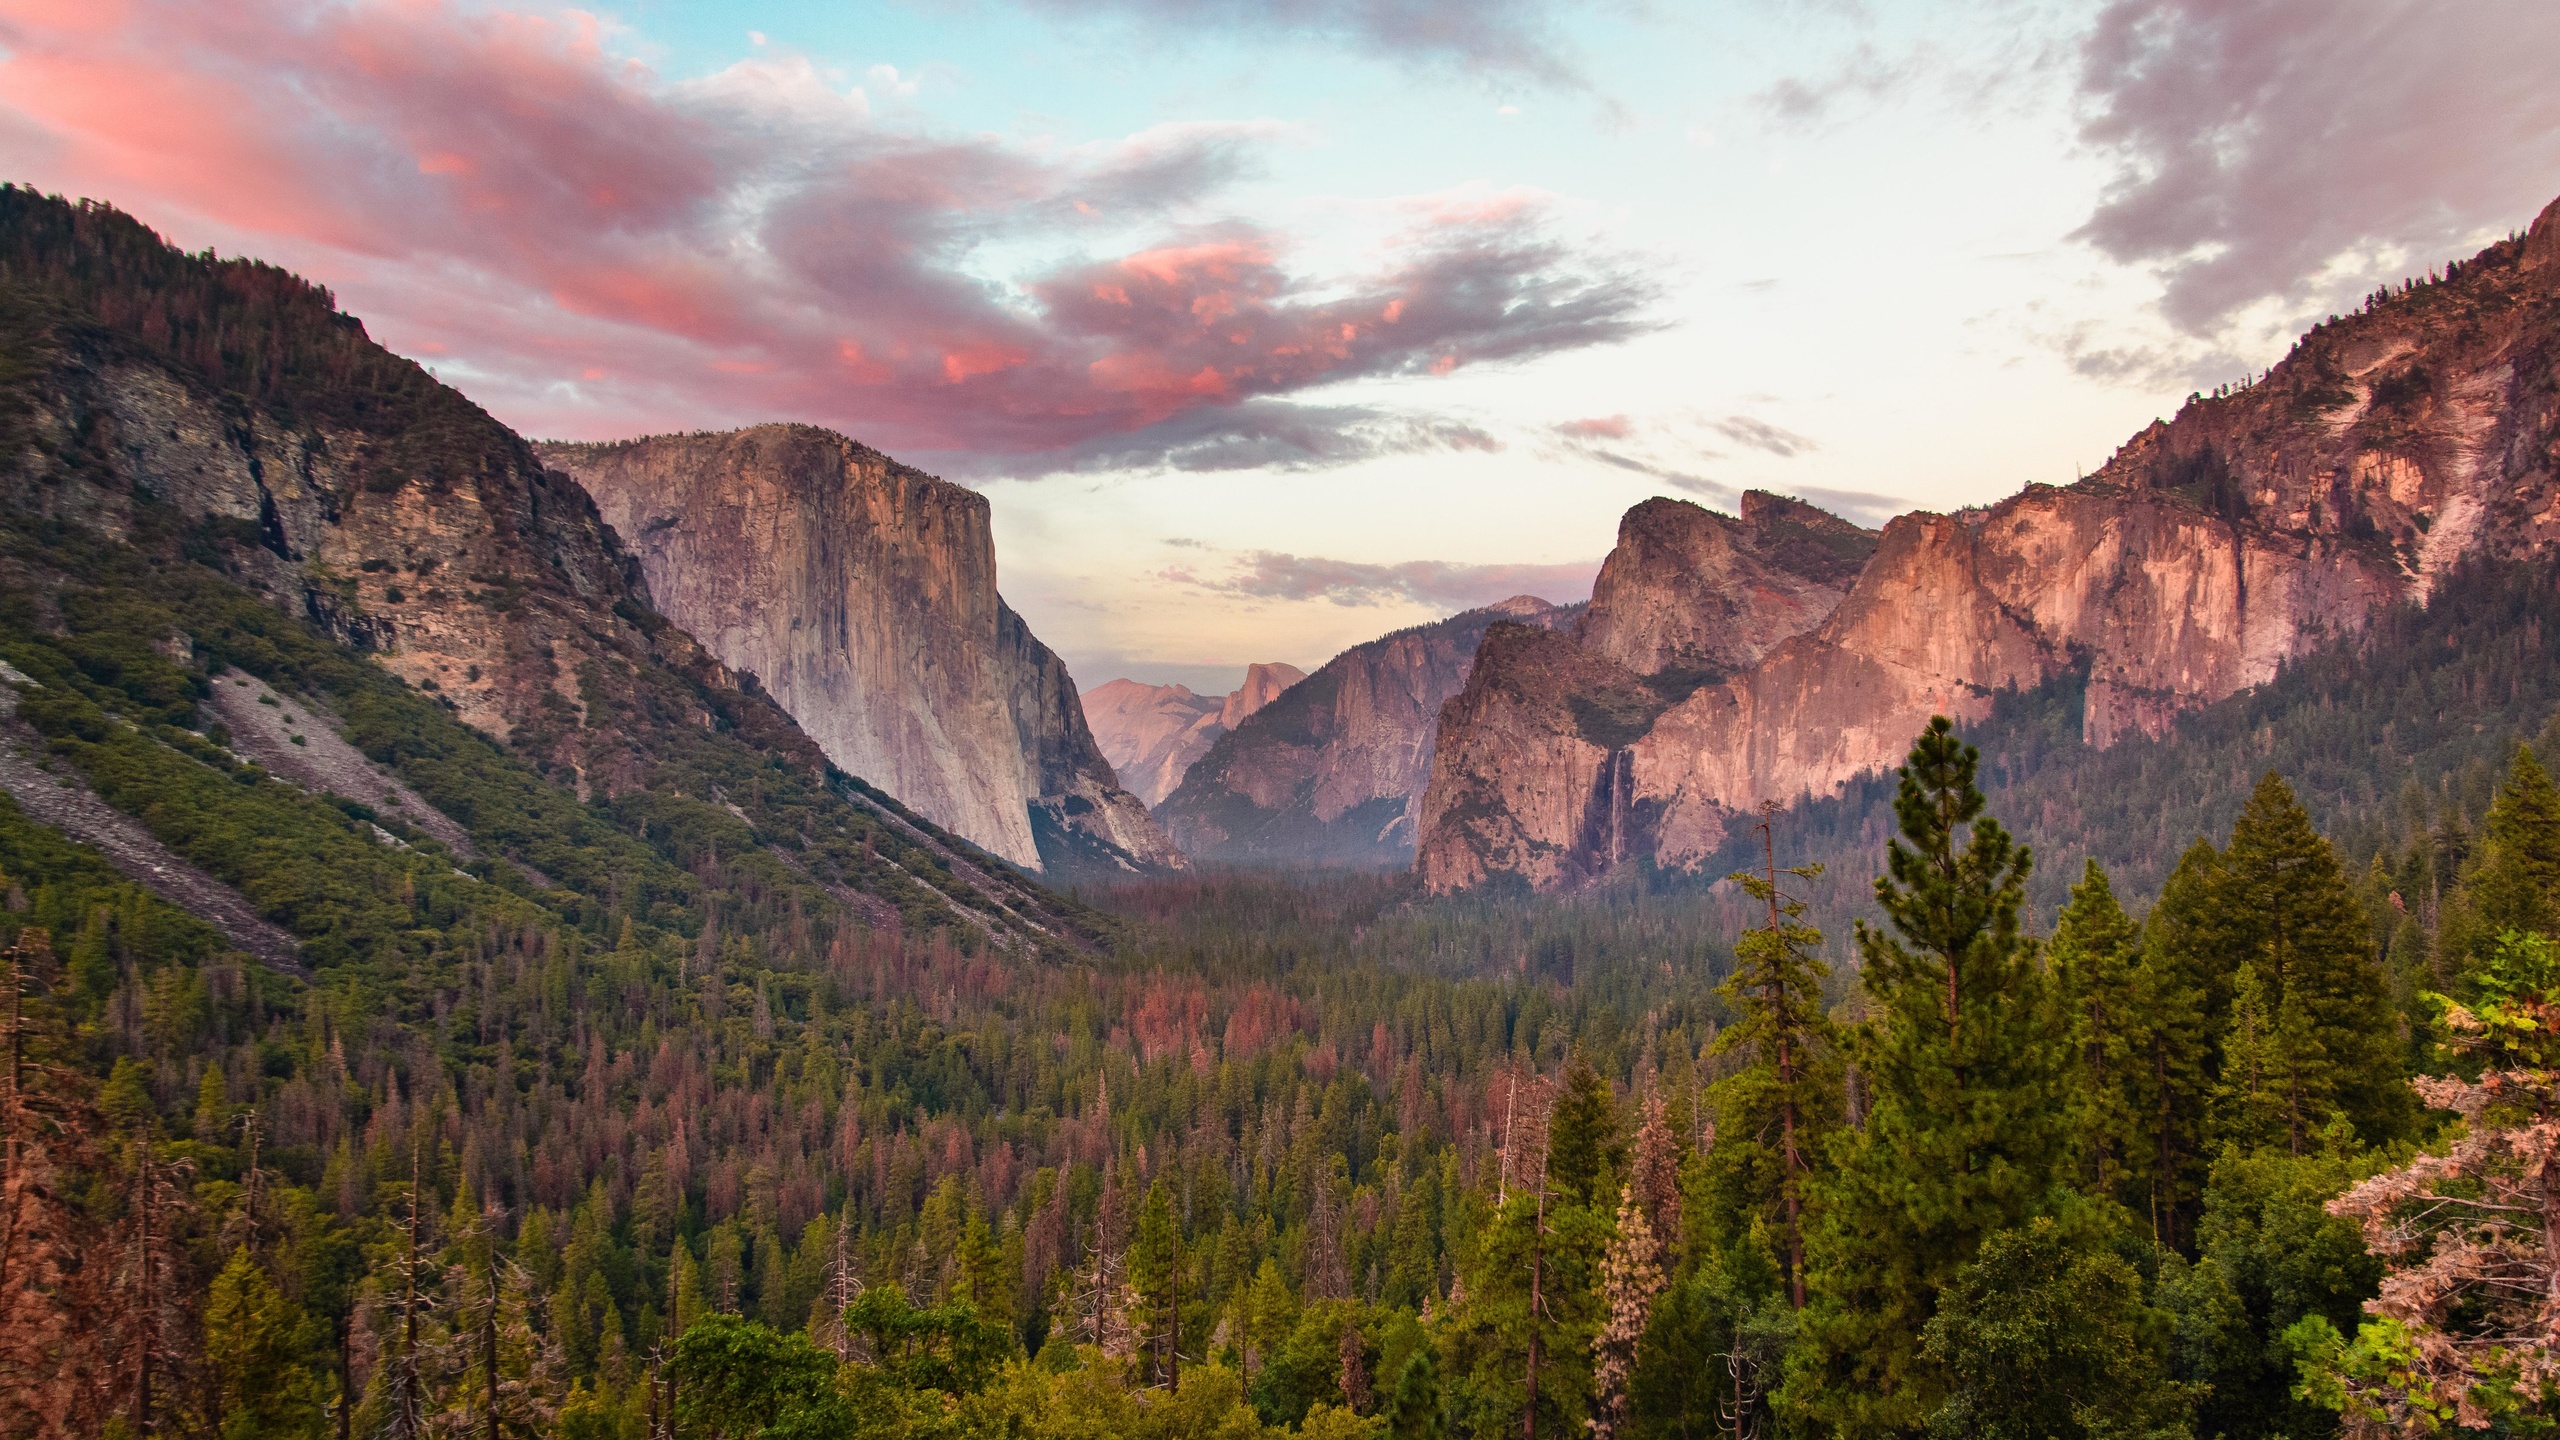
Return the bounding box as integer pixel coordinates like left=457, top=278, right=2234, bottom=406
left=1416, top=189, right=2560, bottom=892
left=0, top=185, right=1109, bottom=948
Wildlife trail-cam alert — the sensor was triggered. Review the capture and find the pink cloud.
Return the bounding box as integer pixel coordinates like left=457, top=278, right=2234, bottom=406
left=0, top=0, right=1656, bottom=470
left=1555, top=414, right=1630, bottom=439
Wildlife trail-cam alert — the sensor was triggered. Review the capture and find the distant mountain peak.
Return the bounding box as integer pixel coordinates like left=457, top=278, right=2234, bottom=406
left=1083, top=662, right=1308, bottom=809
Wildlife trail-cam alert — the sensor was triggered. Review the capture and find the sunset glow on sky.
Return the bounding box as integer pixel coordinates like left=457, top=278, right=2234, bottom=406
left=3, top=0, right=2557, bottom=691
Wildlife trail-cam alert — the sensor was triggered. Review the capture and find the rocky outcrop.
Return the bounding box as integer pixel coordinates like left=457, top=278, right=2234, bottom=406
left=1082, top=662, right=1306, bottom=807
left=1419, top=190, right=2560, bottom=891
left=1159, top=596, right=1577, bottom=865
left=1576, top=492, right=1877, bottom=682
left=1415, top=497, right=1878, bottom=889
left=1410, top=623, right=1665, bottom=892
left=0, top=189, right=1097, bottom=942
left=539, top=426, right=1182, bottom=877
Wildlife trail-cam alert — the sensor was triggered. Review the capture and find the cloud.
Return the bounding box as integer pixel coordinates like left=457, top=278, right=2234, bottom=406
left=1554, top=414, right=1632, bottom=440
left=0, top=0, right=1656, bottom=469
left=2074, top=0, right=2560, bottom=333
left=1169, top=550, right=1602, bottom=609
left=1709, top=414, right=1815, bottom=457
left=1541, top=412, right=1728, bottom=498
left=1753, top=41, right=1923, bottom=129
left=1785, top=484, right=1906, bottom=528
left=1013, top=0, right=1603, bottom=89
left=928, top=399, right=1504, bottom=478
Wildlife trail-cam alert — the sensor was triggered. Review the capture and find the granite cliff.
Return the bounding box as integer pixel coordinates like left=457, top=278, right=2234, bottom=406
left=539, top=427, right=1184, bottom=878
left=0, top=188, right=1101, bottom=944
left=1082, top=662, right=1305, bottom=807
left=1419, top=191, right=2560, bottom=892
left=1417, top=496, right=1878, bottom=890
left=1159, top=596, right=1577, bottom=865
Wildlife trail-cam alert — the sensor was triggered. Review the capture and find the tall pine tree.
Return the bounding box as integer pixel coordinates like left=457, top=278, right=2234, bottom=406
left=1786, top=717, right=2064, bottom=1439
left=2211, top=773, right=2409, bottom=1148
left=2048, top=860, right=2147, bottom=1207
left=2131, top=840, right=2227, bottom=1247
left=1712, top=822, right=1838, bottom=1306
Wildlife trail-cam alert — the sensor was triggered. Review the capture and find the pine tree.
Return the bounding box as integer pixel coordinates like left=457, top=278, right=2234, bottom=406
left=2214, top=772, right=2408, bottom=1146
left=2048, top=860, right=2146, bottom=1204
left=1788, top=717, right=2065, bottom=1439
left=1388, top=1347, right=1443, bottom=1439
left=2210, top=962, right=2291, bottom=1152
left=2131, top=840, right=2226, bottom=1247
left=2452, top=745, right=2560, bottom=959
left=1545, top=1060, right=1621, bottom=1209
left=1716, top=819, right=1836, bottom=1305
left=202, top=1245, right=321, bottom=1438
left=1129, top=1179, right=1179, bottom=1386
left=1384, top=1163, right=1441, bottom=1311
left=1243, top=1258, right=1296, bottom=1387
left=1455, top=1175, right=1610, bottom=1440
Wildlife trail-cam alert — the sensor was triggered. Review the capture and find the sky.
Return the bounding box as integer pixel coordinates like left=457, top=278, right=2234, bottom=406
left=3, top=1, right=2558, bottom=694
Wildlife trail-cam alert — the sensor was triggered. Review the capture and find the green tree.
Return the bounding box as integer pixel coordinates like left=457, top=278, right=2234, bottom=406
left=2445, top=745, right=2560, bottom=969
left=1243, top=1257, right=1297, bottom=1390
left=1920, top=1215, right=2193, bottom=1440
left=1714, top=835, right=1837, bottom=1305
left=2130, top=842, right=2226, bottom=1248
left=2050, top=860, right=2147, bottom=1204
left=2213, top=772, right=2408, bottom=1148
left=1387, top=1346, right=1443, bottom=1440
left=1788, top=716, right=2065, bottom=1439
left=1545, top=1060, right=1621, bottom=1208
left=2164, top=1136, right=2384, bottom=1440
left=1446, top=1184, right=1611, bottom=1440
left=669, top=1313, right=846, bottom=1440
left=1383, top=1166, right=1441, bottom=1311
left=1130, top=1178, right=1182, bottom=1386
left=955, top=1211, right=1018, bottom=1347
left=1627, top=1231, right=1793, bottom=1440
left=203, top=1246, right=322, bottom=1439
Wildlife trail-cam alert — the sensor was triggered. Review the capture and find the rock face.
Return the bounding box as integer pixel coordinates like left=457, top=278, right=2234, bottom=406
left=1419, top=191, right=2560, bottom=891
left=1082, top=662, right=1306, bottom=807
left=539, top=426, right=1182, bottom=877
left=0, top=189, right=1094, bottom=941
left=1576, top=492, right=1879, bottom=682
left=1159, top=596, right=1578, bottom=865
left=1416, top=497, right=1878, bottom=890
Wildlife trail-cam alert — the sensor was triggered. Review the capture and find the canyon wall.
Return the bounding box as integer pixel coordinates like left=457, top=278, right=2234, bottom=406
left=540, top=426, right=1183, bottom=876
left=1082, top=662, right=1305, bottom=808
left=1415, top=496, right=1877, bottom=888
left=1159, top=596, right=1577, bottom=865
left=1419, top=192, right=2560, bottom=891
